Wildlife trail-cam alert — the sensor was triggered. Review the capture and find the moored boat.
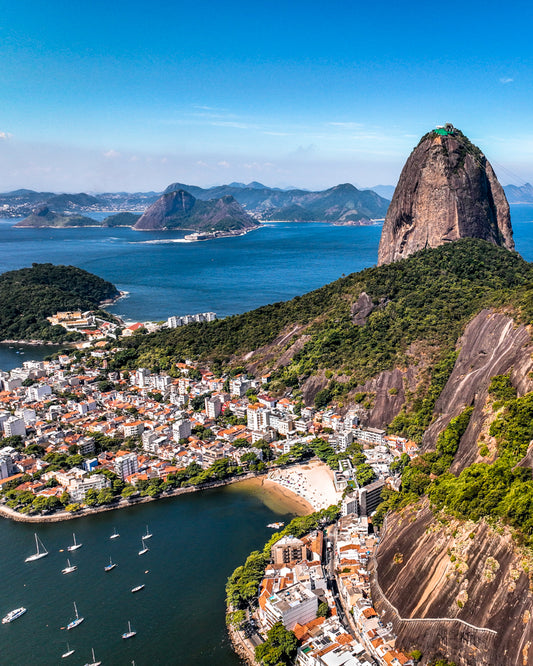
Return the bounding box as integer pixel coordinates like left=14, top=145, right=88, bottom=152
left=138, top=536, right=149, bottom=555
left=83, top=648, right=101, bottom=666
left=267, top=522, right=285, bottom=529
left=25, top=533, right=48, bottom=562
left=131, top=584, right=145, bottom=593
left=2, top=607, right=27, bottom=624
left=61, top=642, right=75, bottom=658
left=143, top=525, right=152, bottom=539
left=67, top=533, right=82, bottom=552
left=66, top=602, right=84, bottom=630
left=104, top=556, right=117, bottom=572
left=122, top=620, right=137, bottom=639
left=62, top=559, right=77, bottom=575
left=110, top=527, right=120, bottom=539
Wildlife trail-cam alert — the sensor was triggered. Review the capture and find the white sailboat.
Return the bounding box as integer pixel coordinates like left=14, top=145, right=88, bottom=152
left=110, top=527, right=120, bottom=539
left=62, top=558, right=77, bottom=574
left=61, top=642, right=75, bottom=658
left=122, top=620, right=137, bottom=639
left=25, top=533, right=48, bottom=562
left=67, top=533, right=82, bottom=551
left=66, top=602, right=84, bottom=630
left=131, top=583, right=145, bottom=593
left=143, top=525, right=152, bottom=539
left=138, top=536, right=149, bottom=555
left=104, top=556, right=117, bottom=572
left=83, top=648, right=101, bottom=666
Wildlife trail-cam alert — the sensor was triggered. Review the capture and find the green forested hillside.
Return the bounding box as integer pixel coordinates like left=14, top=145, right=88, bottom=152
left=0, top=263, right=119, bottom=341
left=114, top=239, right=533, bottom=387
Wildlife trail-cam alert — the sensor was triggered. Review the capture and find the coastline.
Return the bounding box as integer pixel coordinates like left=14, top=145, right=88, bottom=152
left=0, top=460, right=337, bottom=524
left=0, top=471, right=268, bottom=523
left=231, top=476, right=314, bottom=516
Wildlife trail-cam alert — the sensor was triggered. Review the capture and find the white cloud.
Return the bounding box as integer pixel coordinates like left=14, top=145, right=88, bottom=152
left=500, top=77, right=514, bottom=84
left=217, top=160, right=230, bottom=168
left=0, top=131, right=12, bottom=140
left=103, top=149, right=120, bottom=159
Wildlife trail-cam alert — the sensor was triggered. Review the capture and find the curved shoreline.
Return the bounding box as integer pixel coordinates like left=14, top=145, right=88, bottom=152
left=0, top=471, right=268, bottom=523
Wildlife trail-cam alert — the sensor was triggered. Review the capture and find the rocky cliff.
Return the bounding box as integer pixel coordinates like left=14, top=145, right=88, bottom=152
left=133, top=190, right=259, bottom=231
left=378, top=127, right=514, bottom=265
left=372, top=502, right=533, bottom=665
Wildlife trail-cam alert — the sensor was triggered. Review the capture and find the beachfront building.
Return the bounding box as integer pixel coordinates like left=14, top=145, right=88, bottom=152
left=69, top=473, right=110, bottom=502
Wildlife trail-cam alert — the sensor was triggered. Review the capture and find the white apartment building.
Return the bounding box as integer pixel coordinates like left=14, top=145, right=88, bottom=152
left=114, top=452, right=139, bottom=480
left=205, top=395, right=223, bottom=419
left=69, top=473, right=110, bottom=502
left=27, top=384, right=52, bottom=402
left=122, top=421, right=144, bottom=437
left=354, top=427, right=386, bottom=446
left=3, top=416, right=26, bottom=437
left=261, top=582, right=318, bottom=630
left=173, top=418, right=192, bottom=442
left=246, top=404, right=270, bottom=431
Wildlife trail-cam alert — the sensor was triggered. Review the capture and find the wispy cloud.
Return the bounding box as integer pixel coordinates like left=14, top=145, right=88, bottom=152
left=217, top=160, right=230, bottom=168
left=500, top=77, right=514, bottom=84
left=0, top=131, right=12, bottom=140
left=209, top=121, right=252, bottom=129
left=103, top=149, right=120, bottom=159
left=327, top=122, right=364, bottom=129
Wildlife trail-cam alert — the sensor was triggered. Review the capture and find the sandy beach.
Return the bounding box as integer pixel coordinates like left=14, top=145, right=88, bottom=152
left=266, top=459, right=342, bottom=512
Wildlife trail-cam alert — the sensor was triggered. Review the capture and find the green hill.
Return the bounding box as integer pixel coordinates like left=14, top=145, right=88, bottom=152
left=0, top=263, right=120, bottom=342
left=112, top=238, right=533, bottom=390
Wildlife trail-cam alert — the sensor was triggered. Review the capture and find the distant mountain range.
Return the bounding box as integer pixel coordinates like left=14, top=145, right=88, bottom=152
left=503, top=183, right=533, bottom=204
left=369, top=184, right=395, bottom=201
left=0, top=182, right=391, bottom=224
left=164, top=182, right=389, bottom=223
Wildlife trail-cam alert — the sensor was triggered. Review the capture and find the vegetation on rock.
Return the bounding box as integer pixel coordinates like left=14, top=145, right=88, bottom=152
left=0, top=263, right=119, bottom=342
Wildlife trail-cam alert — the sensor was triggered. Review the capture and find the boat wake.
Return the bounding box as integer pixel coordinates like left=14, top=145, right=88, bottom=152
left=129, top=238, right=191, bottom=244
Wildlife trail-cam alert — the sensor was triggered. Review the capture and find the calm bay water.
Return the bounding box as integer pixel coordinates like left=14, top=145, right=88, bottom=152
left=0, top=482, right=298, bottom=666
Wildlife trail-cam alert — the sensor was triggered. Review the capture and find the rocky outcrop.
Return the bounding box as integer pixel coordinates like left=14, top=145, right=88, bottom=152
left=378, top=127, right=514, bottom=265
left=14, top=205, right=97, bottom=227
left=421, top=310, right=533, bottom=470
left=372, top=502, right=533, bottom=665
left=133, top=190, right=258, bottom=231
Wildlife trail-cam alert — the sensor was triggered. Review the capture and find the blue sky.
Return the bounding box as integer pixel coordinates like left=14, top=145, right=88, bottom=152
left=0, top=0, right=531, bottom=191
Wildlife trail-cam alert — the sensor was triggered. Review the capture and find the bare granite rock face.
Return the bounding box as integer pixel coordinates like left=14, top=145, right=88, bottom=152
left=421, top=309, right=533, bottom=471
left=372, top=501, right=533, bottom=665
left=378, top=128, right=514, bottom=265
